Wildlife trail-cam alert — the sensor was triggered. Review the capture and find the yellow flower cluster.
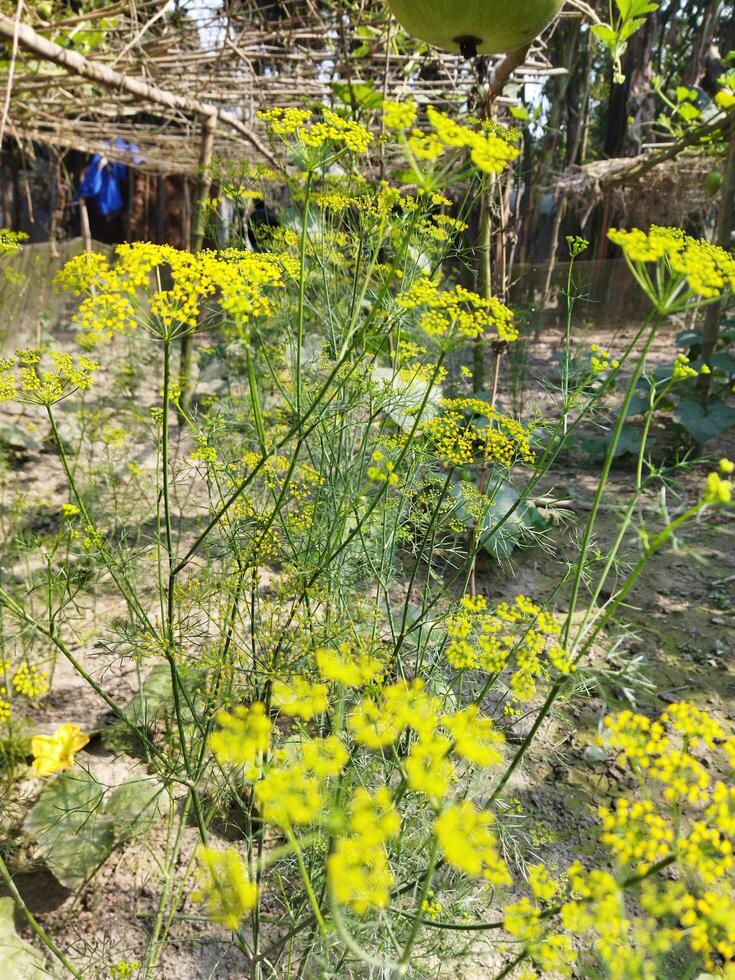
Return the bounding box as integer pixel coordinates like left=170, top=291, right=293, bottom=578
left=599, top=798, right=674, bottom=870
left=55, top=243, right=294, bottom=343
left=0, top=350, right=99, bottom=406
left=426, top=107, right=520, bottom=174
left=192, top=846, right=258, bottom=931
left=0, top=663, right=10, bottom=722
left=420, top=398, right=533, bottom=469
left=315, top=641, right=384, bottom=688
left=382, top=100, right=418, bottom=130
left=589, top=343, right=620, bottom=374
left=435, top=801, right=511, bottom=884
left=0, top=229, right=27, bottom=255
left=12, top=663, right=48, bottom=699
left=671, top=351, right=704, bottom=381
left=271, top=676, right=328, bottom=719
left=444, top=594, right=569, bottom=700
left=328, top=787, right=400, bottom=915
left=705, top=468, right=733, bottom=506
left=259, top=106, right=373, bottom=154
left=608, top=225, right=735, bottom=307
left=209, top=702, right=271, bottom=776
left=398, top=276, right=517, bottom=344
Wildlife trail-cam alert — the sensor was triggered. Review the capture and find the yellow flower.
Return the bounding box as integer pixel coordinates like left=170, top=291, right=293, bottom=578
left=209, top=703, right=271, bottom=773
left=405, top=735, right=454, bottom=798
left=193, top=846, right=258, bottom=930
left=328, top=836, right=393, bottom=916
left=434, top=801, right=511, bottom=884
left=705, top=471, right=732, bottom=506
left=31, top=723, right=89, bottom=776
left=271, top=677, right=329, bottom=720
left=254, top=763, right=323, bottom=827
left=12, top=663, right=48, bottom=700
left=528, top=863, right=560, bottom=903
left=347, top=787, right=401, bottom=845
left=382, top=99, right=417, bottom=130
left=315, top=643, right=384, bottom=688
left=443, top=705, right=505, bottom=767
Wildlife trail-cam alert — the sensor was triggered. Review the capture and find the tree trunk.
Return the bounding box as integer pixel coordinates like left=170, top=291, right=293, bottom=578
left=699, top=123, right=735, bottom=395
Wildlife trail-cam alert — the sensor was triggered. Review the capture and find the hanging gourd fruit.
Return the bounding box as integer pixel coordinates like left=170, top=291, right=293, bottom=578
left=387, top=0, right=564, bottom=57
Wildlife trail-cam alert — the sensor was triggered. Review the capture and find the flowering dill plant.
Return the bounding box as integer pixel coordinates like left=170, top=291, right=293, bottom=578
left=1, top=99, right=734, bottom=980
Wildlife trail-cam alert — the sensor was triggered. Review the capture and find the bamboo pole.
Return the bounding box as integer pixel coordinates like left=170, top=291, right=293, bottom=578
left=699, top=122, right=735, bottom=396
left=179, top=116, right=216, bottom=419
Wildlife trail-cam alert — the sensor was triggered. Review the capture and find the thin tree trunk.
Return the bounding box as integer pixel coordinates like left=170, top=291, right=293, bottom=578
left=179, top=116, right=216, bottom=418
left=699, top=124, right=735, bottom=395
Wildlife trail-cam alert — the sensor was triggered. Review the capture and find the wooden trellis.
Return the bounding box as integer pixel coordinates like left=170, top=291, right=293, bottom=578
left=0, top=0, right=563, bottom=175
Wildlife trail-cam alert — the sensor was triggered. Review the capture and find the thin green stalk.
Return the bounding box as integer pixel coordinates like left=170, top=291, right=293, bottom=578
left=396, top=836, right=438, bottom=974
left=286, top=828, right=326, bottom=936
left=562, top=313, right=660, bottom=649
left=296, top=170, right=314, bottom=417
left=0, top=852, right=83, bottom=979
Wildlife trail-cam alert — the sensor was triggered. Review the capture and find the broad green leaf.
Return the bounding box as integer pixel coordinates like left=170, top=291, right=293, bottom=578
left=678, top=102, right=701, bottom=122
left=330, top=81, right=383, bottom=110
left=674, top=399, right=735, bottom=442
left=25, top=771, right=169, bottom=889
left=591, top=24, right=617, bottom=46
left=509, top=105, right=530, bottom=121
left=449, top=480, right=546, bottom=561
left=123, top=664, right=173, bottom=727
left=372, top=366, right=442, bottom=431
left=24, top=770, right=115, bottom=889
left=584, top=424, right=652, bottom=457
left=104, top=777, right=169, bottom=841
left=0, top=898, right=47, bottom=979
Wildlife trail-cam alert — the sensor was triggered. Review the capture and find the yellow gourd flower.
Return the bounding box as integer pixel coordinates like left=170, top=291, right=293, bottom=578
left=31, top=723, right=89, bottom=776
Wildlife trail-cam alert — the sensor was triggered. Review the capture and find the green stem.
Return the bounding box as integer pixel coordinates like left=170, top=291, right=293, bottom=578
left=296, top=170, right=314, bottom=418
left=0, top=852, right=83, bottom=979
left=396, top=836, right=438, bottom=973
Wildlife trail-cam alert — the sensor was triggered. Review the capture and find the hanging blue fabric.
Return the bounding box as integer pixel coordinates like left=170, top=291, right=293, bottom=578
left=74, top=140, right=142, bottom=217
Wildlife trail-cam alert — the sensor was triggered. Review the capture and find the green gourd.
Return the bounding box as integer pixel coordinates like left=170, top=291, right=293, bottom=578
left=388, top=0, right=564, bottom=57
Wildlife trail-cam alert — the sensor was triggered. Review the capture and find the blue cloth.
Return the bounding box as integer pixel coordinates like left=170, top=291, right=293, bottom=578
left=74, top=140, right=142, bottom=217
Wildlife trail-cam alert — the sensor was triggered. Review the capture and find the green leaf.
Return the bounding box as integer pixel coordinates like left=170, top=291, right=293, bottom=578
left=330, top=81, right=383, bottom=110
left=123, top=664, right=173, bottom=728
left=0, top=898, right=47, bottom=978
left=24, top=771, right=115, bottom=889
left=449, top=480, right=546, bottom=561
left=104, top=777, right=169, bottom=841
left=584, top=425, right=652, bottom=457
left=372, top=367, right=443, bottom=431
left=678, top=102, right=701, bottom=122
left=711, top=351, right=735, bottom=375
left=673, top=399, right=735, bottom=442
left=591, top=24, right=617, bottom=46
left=0, top=425, right=40, bottom=451
left=509, top=105, right=530, bottom=121
left=24, top=770, right=169, bottom=889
